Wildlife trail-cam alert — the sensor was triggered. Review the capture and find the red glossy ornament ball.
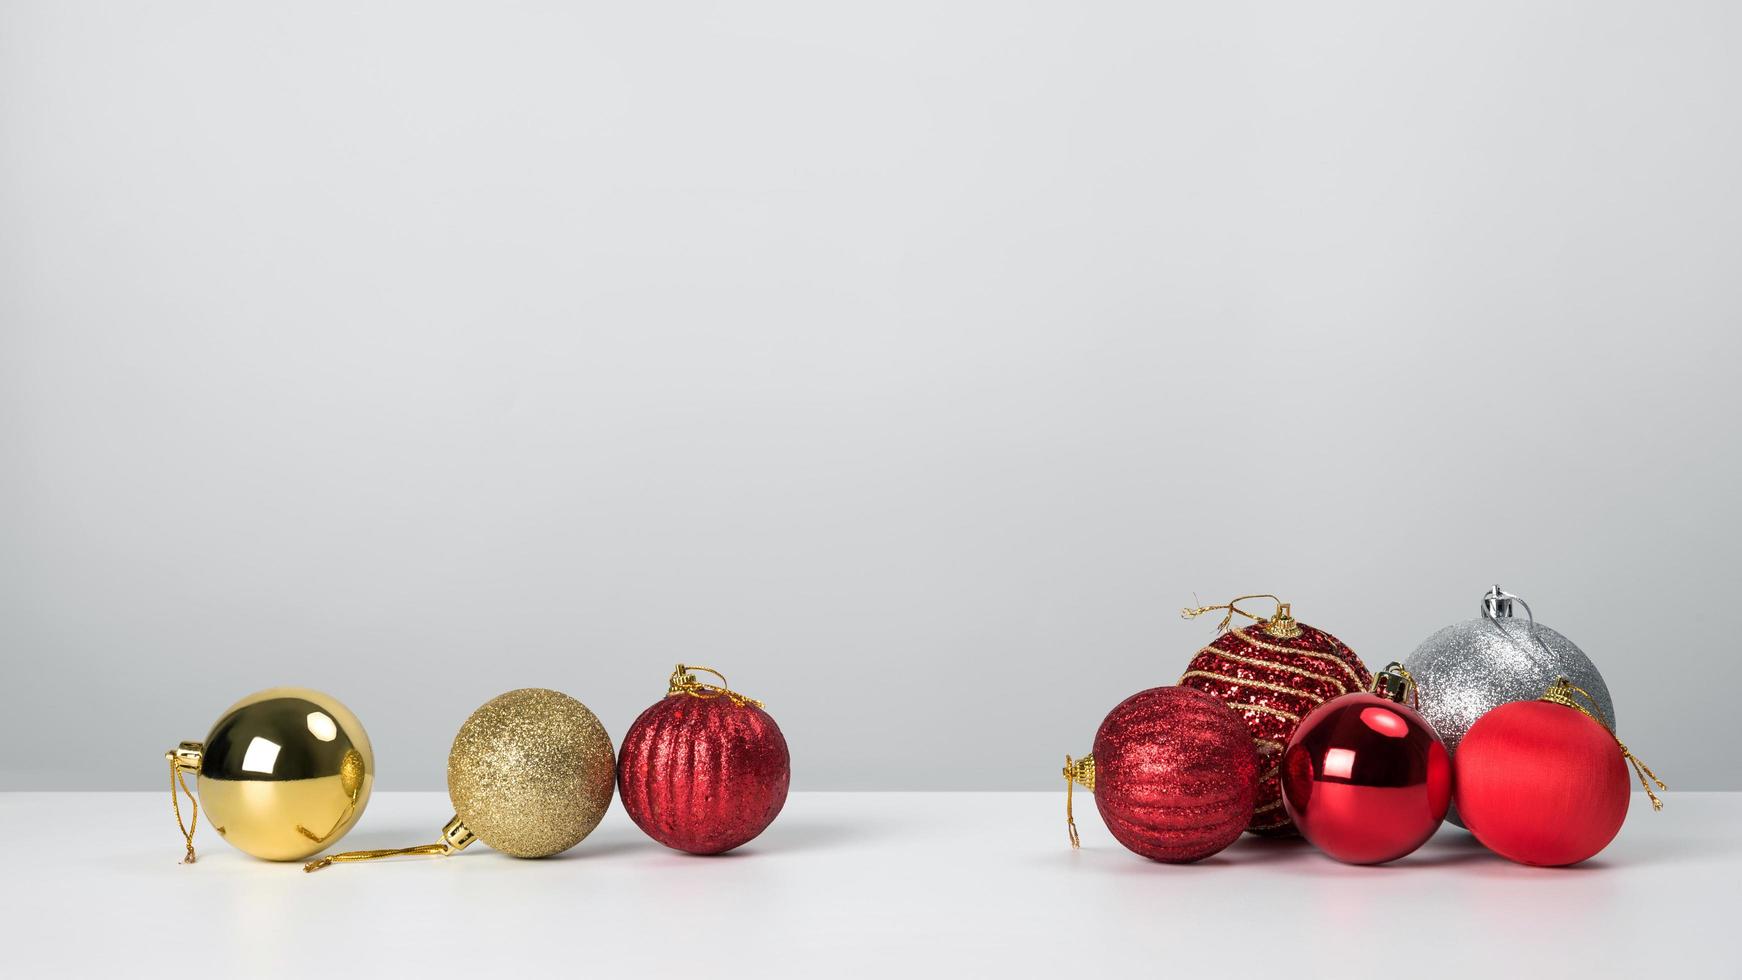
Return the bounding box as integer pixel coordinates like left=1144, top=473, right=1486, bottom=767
left=1455, top=700, right=1630, bottom=867
left=1084, top=686, right=1260, bottom=863
left=1281, top=690, right=1451, bottom=864
left=1180, top=606, right=1372, bottom=836
left=618, top=677, right=790, bottom=855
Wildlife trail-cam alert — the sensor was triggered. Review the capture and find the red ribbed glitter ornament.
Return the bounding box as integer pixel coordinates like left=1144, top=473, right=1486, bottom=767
left=618, top=665, right=790, bottom=855
left=1179, top=595, right=1372, bottom=836
left=1064, top=686, right=1259, bottom=863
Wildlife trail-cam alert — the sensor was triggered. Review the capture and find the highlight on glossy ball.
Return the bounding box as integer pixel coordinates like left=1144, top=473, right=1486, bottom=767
left=195, top=687, right=374, bottom=861
left=447, top=688, right=616, bottom=858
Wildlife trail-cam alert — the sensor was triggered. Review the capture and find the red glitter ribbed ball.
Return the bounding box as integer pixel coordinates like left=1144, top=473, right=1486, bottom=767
left=1087, top=686, right=1260, bottom=863
left=1180, top=613, right=1372, bottom=835
left=1454, top=700, right=1631, bottom=867
left=618, top=689, right=790, bottom=855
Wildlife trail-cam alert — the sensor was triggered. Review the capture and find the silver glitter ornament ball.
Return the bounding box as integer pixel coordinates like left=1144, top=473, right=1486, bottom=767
left=1407, top=586, right=1614, bottom=828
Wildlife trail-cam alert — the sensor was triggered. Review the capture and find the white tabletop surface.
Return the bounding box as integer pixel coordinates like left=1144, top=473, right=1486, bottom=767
left=1, top=791, right=1733, bottom=978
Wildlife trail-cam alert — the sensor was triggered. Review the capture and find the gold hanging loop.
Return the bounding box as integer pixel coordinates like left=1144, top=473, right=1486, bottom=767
left=668, top=664, right=764, bottom=708
left=303, top=843, right=451, bottom=871
left=1181, top=594, right=1302, bottom=638
left=304, top=815, right=477, bottom=872
left=1539, top=677, right=1666, bottom=811
left=168, top=754, right=198, bottom=865
left=1063, top=754, right=1096, bottom=849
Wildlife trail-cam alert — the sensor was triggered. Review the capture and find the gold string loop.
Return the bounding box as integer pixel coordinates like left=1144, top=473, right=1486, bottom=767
left=1540, top=677, right=1666, bottom=811
left=1181, top=594, right=1302, bottom=639
left=304, top=843, right=453, bottom=872
left=1063, top=754, right=1096, bottom=849
left=668, top=664, right=764, bottom=708
left=304, top=815, right=476, bottom=872
left=168, top=754, right=198, bottom=865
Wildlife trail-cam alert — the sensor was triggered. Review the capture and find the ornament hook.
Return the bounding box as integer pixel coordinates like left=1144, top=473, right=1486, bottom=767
left=166, top=742, right=202, bottom=865
left=1480, top=585, right=1566, bottom=668
left=1539, top=678, right=1666, bottom=811
left=1182, top=594, right=1301, bottom=639
left=1480, top=586, right=1538, bottom=633
left=668, top=664, right=764, bottom=708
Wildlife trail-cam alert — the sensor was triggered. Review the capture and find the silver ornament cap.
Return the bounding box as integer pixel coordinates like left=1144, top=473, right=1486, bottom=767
left=1407, top=586, right=1615, bottom=828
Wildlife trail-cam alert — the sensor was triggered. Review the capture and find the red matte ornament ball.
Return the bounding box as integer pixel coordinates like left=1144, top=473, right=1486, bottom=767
left=1086, top=686, right=1260, bottom=863
left=618, top=688, right=790, bottom=855
left=1280, top=691, right=1451, bottom=864
left=1454, top=700, right=1631, bottom=867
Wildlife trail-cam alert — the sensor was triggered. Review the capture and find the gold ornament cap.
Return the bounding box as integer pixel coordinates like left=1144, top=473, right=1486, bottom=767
left=440, top=815, right=478, bottom=851
left=1370, top=662, right=1419, bottom=707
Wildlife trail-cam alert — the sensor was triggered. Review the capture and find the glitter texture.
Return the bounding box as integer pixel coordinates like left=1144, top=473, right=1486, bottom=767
left=1087, top=686, right=1259, bottom=863
left=446, top=688, right=616, bottom=858
left=1179, top=624, right=1372, bottom=835
left=1406, top=616, right=1612, bottom=827
left=618, top=694, right=790, bottom=855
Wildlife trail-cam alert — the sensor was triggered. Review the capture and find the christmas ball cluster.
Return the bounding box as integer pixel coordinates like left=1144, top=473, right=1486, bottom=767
left=170, top=665, right=790, bottom=870
left=165, top=586, right=1660, bottom=876
left=1065, top=589, right=1660, bottom=868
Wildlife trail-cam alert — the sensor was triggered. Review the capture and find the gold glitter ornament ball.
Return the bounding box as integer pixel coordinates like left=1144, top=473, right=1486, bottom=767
left=447, top=688, right=616, bottom=858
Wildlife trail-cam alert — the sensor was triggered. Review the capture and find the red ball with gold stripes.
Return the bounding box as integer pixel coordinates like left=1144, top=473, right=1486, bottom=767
left=1179, top=597, right=1372, bottom=836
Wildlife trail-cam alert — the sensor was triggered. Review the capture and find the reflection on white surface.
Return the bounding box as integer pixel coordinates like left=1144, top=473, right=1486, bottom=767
left=0, top=791, right=1728, bottom=977
left=240, top=736, right=282, bottom=774
left=305, top=711, right=337, bottom=742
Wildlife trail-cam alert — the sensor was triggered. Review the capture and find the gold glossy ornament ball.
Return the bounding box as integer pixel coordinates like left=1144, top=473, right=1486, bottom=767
left=447, top=688, right=616, bottom=858
left=193, top=687, right=374, bottom=861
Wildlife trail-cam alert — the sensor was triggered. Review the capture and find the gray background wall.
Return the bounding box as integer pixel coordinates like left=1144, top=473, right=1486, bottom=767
left=3, top=1, right=1738, bottom=791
